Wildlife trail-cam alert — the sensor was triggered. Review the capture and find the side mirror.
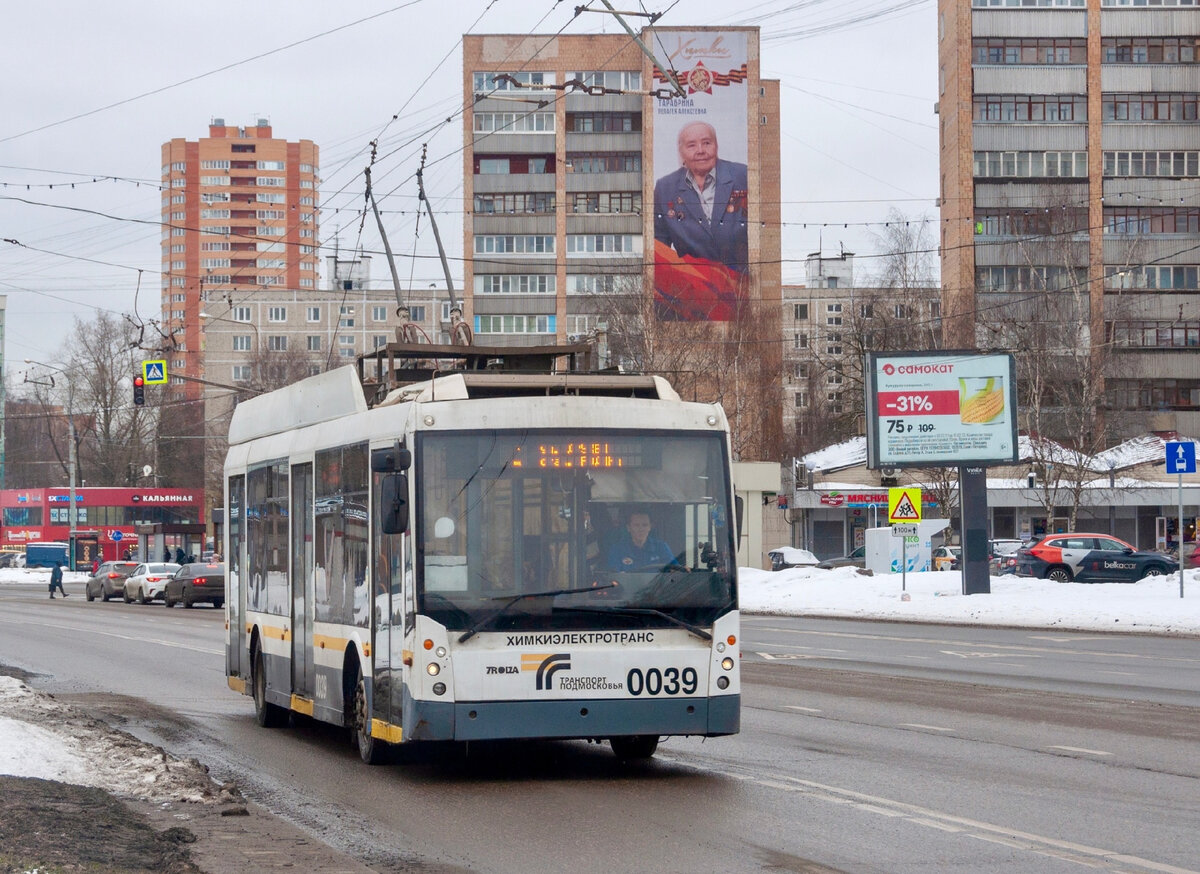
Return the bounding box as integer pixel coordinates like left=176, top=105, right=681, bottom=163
left=1123, top=547, right=1134, bottom=555
left=380, top=473, right=409, bottom=535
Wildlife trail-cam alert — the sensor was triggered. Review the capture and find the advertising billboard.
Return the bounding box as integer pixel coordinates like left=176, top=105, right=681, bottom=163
left=652, top=31, right=749, bottom=321
left=865, top=351, right=1019, bottom=469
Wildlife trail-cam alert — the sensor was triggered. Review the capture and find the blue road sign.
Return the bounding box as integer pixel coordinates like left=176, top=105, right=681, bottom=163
left=1166, top=441, right=1197, bottom=475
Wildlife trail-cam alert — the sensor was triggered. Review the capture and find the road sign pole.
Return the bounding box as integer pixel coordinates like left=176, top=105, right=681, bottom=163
left=901, top=537, right=907, bottom=592
left=1180, top=471, right=1185, bottom=599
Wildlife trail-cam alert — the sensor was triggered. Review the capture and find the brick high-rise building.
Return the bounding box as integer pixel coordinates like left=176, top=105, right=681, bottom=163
left=939, top=1, right=1200, bottom=439
left=160, top=120, right=320, bottom=404
left=461, top=28, right=780, bottom=347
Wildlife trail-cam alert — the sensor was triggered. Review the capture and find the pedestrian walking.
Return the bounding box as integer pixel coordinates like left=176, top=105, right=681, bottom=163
left=49, top=562, right=67, bottom=599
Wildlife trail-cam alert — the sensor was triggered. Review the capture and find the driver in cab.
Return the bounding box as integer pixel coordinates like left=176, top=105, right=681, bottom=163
left=606, top=510, right=678, bottom=571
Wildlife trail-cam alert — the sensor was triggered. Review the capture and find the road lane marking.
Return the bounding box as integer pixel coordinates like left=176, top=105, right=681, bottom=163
left=747, top=626, right=1200, bottom=665
left=898, top=723, right=954, bottom=732
left=784, top=705, right=823, bottom=713
left=1049, top=745, right=1112, bottom=757
left=0, top=615, right=221, bottom=656
left=664, top=756, right=1198, bottom=874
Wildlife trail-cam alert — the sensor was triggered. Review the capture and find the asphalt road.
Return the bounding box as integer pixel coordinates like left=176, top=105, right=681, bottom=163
left=2, top=579, right=1199, bottom=873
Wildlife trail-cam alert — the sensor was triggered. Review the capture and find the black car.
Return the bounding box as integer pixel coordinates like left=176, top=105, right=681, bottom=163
left=164, top=562, right=225, bottom=609
left=816, top=545, right=866, bottom=570
left=1016, top=533, right=1177, bottom=583
left=85, top=561, right=140, bottom=602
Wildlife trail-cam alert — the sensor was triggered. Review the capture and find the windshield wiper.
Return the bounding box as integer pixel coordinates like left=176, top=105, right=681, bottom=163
left=558, top=605, right=712, bottom=642
left=457, top=583, right=618, bottom=643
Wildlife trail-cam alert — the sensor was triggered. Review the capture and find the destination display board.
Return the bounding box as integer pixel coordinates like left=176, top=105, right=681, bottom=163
left=865, top=351, right=1018, bottom=469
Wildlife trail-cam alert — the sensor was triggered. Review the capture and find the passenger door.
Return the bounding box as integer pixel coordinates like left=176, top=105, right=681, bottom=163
left=1091, top=536, right=1134, bottom=582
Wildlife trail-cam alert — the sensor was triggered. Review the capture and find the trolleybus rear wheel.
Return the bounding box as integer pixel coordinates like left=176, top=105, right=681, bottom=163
left=253, top=646, right=287, bottom=728
left=610, top=735, right=658, bottom=760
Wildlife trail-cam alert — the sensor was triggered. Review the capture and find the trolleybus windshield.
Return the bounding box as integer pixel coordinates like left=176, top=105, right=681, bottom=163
left=416, top=429, right=735, bottom=634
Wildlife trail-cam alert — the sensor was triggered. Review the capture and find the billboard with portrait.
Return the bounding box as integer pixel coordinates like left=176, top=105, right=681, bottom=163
left=652, top=31, right=749, bottom=322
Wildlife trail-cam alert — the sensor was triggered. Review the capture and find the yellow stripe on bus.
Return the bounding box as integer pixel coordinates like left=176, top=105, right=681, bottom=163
left=227, top=677, right=246, bottom=694
left=371, top=718, right=403, bottom=744
left=290, top=695, right=315, bottom=716
left=312, top=633, right=349, bottom=651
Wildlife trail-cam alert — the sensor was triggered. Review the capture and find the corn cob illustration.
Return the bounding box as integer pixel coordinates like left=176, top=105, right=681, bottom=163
left=960, top=377, right=1005, bottom=424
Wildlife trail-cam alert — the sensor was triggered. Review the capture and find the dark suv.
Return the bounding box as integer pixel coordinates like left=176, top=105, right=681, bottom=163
left=85, top=562, right=139, bottom=602
left=164, top=563, right=225, bottom=609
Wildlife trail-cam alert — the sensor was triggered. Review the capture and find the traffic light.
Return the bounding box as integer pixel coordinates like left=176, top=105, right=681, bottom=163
left=133, top=375, right=145, bottom=406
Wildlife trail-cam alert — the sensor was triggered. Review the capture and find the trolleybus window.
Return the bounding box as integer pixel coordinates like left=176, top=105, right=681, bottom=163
left=416, top=430, right=735, bottom=634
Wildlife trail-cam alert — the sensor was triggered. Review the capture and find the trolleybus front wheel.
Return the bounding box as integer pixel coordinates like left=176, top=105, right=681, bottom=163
left=610, top=735, right=659, bottom=760
left=351, top=669, right=388, bottom=765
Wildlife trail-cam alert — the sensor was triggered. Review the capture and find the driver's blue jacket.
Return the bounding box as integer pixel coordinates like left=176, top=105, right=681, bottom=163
left=606, top=534, right=676, bottom=570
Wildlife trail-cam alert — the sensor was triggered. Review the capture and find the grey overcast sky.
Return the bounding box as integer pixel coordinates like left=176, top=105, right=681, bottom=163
left=0, top=0, right=936, bottom=367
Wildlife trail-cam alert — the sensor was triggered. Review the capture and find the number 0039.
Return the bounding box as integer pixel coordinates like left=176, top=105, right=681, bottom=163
left=626, top=667, right=698, bottom=696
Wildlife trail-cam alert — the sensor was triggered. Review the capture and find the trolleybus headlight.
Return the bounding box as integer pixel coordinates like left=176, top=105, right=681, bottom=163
left=716, top=642, right=726, bottom=653
left=706, top=415, right=718, bottom=426
left=424, top=415, right=435, bottom=426
left=432, top=682, right=446, bottom=696
left=435, top=646, right=447, bottom=658
left=721, top=657, right=734, bottom=671
left=717, top=676, right=730, bottom=690
left=426, top=663, right=441, bottom=676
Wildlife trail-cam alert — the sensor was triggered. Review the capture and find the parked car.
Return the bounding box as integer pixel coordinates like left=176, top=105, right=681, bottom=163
left=84, top=561, right=140, bottom=602
left=768, top=546, right=820, bottom=571
left=164, top=562, right=225, bottom=609
left=816, top=545, right=866, bottom=570
left=932, top=546, right=961, bottom=571
left=1016, top=533, right=1177, bottom=583
left=989, top=539, right=1024, bottom=576
left=123, top=563, right=181, bottom=604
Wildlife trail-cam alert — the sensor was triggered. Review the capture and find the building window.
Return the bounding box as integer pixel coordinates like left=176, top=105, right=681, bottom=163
left=566, top=112, right=642, bottom=133
left=976, top=266, right=1082, bottom=292
left=1105, top=207, right=1200, bottom=234
left=233, top=365, right=251, bottom=382
left=474, top=314, right=555, bottom=334
left=1104, top=151, right=1200, bottom=177
left=794, top=333, right=808, bottom=349
left=794, top=362, right=808, bottom=379
left=568, top=70, right=642, bottom=91
left=473, top=112, right=555, bottom=133
left=794, top=391, right=809, bottom=408
left=307, top=306, right=320, bottom=321
left=339, top=335, right=355, bottom=346
left=1108, top=320, right=1200, bottom=348
left=474, top=235, right=554, bottom=255
left=860, top=304, right=873, bottom=319
left=373, top=335, right=388, bottom=348
left=793, top=303, right=808, bottom=320
left=409, top=305, right=426, bottom=322
left=472, top=71, right=555, bottom=93
left=474, top=155, right=553, bottom=174
left=973, top=94, right=1087, bottom=123
left=567, top=274, right=638, bottom=295
left=570, top=192, right=642, bottom=214
left=267, top=336, right=287, bottom=351
left=232, top=306, right=251, bottom=322
left=372, top=305, right=387, bottom=321
left=475, top=274, right=556, bottom=294
left=1103, top=93, right=1200, bottom=122
left=1102, top=37, right=1198, bottom=64
left=564, top=152, right=642, bottom=173
left=233, top=336, right=251, bottom=351
left=307, top=335, right=322, bottom=351
left=1105, top=264, right=1200, bottom=290
left=1107, top=379, right=1200, bottom=411
left=973, top=150, right=1088, bottom=179
left=473, top=192, right=556, bottom=214
left=565, top=234, right=641, bottom=255
left=972, top=38, right=1087, bottom=66
left=268, top=306, right=286, bottom=322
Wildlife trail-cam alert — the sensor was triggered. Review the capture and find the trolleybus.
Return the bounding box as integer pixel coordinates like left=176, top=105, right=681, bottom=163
left=224, top=360, right=740, bottom=762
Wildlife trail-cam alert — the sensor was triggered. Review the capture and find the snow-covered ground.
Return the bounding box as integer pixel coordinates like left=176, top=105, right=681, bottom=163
left=2, top=563, right=1199, bottom=795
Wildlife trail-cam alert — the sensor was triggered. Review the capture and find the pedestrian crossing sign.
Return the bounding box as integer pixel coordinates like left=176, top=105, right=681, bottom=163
left=142, top=360, right=168, bottom=385
left=888, top=487, right=922, bottom=523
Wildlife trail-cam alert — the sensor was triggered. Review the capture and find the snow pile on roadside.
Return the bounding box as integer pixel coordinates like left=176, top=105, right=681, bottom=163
left=739, top=565, right=1200, bottom=635
left=0, top=676, right=229, bottom=803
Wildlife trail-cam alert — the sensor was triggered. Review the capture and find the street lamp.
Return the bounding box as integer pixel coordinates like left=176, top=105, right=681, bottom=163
left=24, top=359, right=77, bottom=568
left=805, top=459, right=818, bottom=552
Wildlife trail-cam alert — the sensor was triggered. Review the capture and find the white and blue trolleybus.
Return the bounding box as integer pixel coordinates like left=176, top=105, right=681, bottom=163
left=224, top=351, right=739, bottom=762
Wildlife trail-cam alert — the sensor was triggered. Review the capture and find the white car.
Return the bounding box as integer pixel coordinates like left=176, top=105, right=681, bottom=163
left=768, top=546, right=820, bottom=571
left=123, top=563, right=181, bottom=604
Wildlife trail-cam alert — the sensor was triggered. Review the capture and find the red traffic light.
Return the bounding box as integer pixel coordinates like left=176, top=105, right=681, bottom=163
left=133, top=376, right=145, bottom=387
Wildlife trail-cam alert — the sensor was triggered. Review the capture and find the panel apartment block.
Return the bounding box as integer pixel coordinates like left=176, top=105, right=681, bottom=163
left=938, top=0, right=1200, bottom=438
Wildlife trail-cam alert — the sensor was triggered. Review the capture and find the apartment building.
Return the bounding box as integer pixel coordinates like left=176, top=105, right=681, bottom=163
left=783, top=254, right=942, bottom=455
left=160, top=120, right=320, bottom=404
left=462, top=27, right=780, bottom=347
left=939, top=0, right=1200, bottom=439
